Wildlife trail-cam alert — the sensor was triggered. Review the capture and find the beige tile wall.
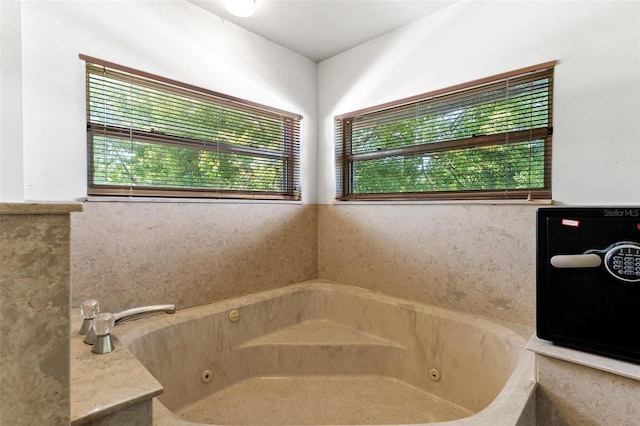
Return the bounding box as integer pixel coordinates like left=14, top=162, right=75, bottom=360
left=535, top=356, right=640, bottom=424
left=72, top=202, right=539, bottom=325
left=318, top=204, right=539, bottom=326
left=71, top=202, right=317, bottom=313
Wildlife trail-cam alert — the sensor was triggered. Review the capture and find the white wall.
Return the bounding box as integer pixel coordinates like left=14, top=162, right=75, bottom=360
left=0, top=1, right=25, bottom=202
left=317, top=0, right=640, bottom=205
left=6, top=1, right=640, bottom=204
left=15, top=0, right=318, bottom=203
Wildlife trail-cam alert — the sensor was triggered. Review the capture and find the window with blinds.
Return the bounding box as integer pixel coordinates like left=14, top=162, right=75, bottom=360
left=82, top=55, right=302, bottom=200
left=335, top=62, right=555, bottom=201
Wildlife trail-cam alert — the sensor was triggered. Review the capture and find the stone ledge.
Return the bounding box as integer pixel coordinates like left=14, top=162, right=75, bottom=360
left=0, top=202, right=83, bottom=215
left=526, top=334, right=639, bottom=381
left=70, top=331, right=162, bottom=425
left=240, top=319, right=403, bottom=348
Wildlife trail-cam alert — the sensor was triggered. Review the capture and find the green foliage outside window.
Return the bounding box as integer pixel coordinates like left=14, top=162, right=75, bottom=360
left=336, top=65, right=553, bottom=200
left=85, top=59, right=300, bottom=199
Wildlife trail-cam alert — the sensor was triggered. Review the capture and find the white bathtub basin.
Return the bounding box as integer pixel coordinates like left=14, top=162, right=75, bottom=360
left=116, top=280, right=535, bottom=425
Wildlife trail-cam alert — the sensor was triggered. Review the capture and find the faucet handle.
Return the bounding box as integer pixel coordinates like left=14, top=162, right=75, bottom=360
left=93, top=312, right=115, bottom=336
left=92, top=313, right=115, bottom=354
left=79, top=299, right=99, bottom=335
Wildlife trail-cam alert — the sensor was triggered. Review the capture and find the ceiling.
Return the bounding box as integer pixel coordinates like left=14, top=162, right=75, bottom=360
left=188, top=0, right=459, bottom=62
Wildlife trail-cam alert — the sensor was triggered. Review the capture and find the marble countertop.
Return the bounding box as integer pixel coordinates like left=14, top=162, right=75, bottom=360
left=70, top=328, right=163, bottom=424
left=526, top=335, right=640, bottom=381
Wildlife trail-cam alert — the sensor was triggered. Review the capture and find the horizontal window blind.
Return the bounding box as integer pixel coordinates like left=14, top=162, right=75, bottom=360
left=336, top=62, right=554, bottom=201
left=82, top=55, right=301, bottom=200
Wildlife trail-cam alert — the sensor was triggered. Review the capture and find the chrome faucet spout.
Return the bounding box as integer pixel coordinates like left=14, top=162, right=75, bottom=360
left=84, top=303, right=175, bottom=345
left=113, top=304, right=176, bottom=325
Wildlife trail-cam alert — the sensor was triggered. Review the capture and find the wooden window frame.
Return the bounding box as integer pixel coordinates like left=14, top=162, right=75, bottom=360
left=81, top=54, right=302, bottom=200
left=335, top=61, right=556, bottom=201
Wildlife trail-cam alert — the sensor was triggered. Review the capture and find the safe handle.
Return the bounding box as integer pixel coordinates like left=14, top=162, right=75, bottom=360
left=550, top=254, right=602, bottom=269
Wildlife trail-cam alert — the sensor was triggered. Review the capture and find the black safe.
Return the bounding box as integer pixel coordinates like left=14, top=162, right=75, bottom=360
left=536, top=207, right=640, bottom=364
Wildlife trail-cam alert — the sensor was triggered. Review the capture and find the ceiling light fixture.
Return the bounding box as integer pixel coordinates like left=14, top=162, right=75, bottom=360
left=225, top=0, right=256, bottom=18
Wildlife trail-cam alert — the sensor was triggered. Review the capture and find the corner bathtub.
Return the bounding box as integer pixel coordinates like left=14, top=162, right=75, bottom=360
left=116, top=280, right=535, bottom=425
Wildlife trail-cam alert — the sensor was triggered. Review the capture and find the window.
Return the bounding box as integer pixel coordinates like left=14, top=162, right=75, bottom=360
left=335, top=62, right=555, bottom=201
left=82, top=55, right=302, bottom=200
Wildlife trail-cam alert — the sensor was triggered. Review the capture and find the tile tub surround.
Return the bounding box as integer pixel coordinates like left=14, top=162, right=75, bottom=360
left=73, top=202, right=538, bottom=326
left=527, top=336, right=640, bottom=425
left=318, top=203, right=539, bottom=326
left=535, top=356, right=640, bottom=425
left=71, top=201, right=318, bottom=313
left=106, top=279, right=536, bottom=425
left=0, top=202, right=82, bottom=426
